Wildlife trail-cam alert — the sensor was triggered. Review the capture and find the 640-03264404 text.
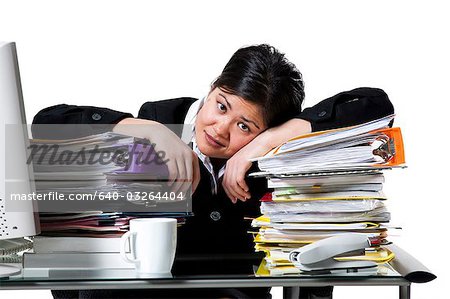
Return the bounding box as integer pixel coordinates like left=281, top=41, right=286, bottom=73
left=8, top=191, right=186, bottom=201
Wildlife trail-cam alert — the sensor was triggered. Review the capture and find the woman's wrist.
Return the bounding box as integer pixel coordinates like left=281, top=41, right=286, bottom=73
left=241, top=118, right=312, bottom=160
left=115, top=117, right=159, bottom=126
left=115, top=117, right=136, bottom=125
left=112, top=117, right=163, bottom=139
left=262, top=118, right=312, bottom=151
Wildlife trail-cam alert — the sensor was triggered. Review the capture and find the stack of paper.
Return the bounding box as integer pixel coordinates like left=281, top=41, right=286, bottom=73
left=38, top=211, right=187, bottom=237
left=251, top=115, right=405, bottom=275
left=29, top=132, right=190, bottom=243
left=38, top=212, right=130, bottom=237
left=31, top=132, right=133, bottom=194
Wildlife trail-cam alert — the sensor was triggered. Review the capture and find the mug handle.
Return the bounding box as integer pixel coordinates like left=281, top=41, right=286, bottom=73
left=120, top=231, right=139, bottom=264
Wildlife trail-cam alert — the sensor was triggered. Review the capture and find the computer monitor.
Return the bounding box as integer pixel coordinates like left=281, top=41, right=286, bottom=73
left=0, top=41, right=40, bottom=277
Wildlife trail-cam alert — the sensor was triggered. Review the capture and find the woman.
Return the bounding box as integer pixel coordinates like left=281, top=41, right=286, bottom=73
left=33, top=44, right=394, bottom=298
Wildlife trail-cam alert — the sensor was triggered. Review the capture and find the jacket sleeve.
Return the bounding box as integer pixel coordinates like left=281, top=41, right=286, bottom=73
left=296, top=87, right=395, bottom=132
left=137, top=97, right=198, bottom=138
left=138, top=97, right=198, bottom=124
left=31, top=104, right=133, bottom=139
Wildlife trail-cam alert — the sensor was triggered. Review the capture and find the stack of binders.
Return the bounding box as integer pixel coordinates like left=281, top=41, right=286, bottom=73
left=250, top=115, right=405, bottom=275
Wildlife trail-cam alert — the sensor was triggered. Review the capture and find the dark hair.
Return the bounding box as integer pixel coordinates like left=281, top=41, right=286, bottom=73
left=212, top=44, right=305, bottom=127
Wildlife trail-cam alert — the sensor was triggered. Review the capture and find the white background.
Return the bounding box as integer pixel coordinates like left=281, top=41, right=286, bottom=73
left=1, top=0, right=449, bottom=298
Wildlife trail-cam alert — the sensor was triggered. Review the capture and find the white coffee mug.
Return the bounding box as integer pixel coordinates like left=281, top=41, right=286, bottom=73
left=120, top=218, right=177, bottom=274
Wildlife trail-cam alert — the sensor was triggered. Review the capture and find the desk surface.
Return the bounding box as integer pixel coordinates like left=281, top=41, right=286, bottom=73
left=1, top=256, right=409, bottom=291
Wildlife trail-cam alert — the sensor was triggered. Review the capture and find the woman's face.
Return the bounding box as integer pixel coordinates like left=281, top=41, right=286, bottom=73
left=195, top=87, right=267, bottom=159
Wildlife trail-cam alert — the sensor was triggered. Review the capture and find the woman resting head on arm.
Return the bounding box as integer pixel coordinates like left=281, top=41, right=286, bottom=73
left=117, top=44, right=310, bottom=200
left=195, top=44, right=310, bottom=202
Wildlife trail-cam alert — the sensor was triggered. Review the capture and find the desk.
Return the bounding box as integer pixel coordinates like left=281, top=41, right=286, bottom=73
left=0, top=255, right=412, bottom=299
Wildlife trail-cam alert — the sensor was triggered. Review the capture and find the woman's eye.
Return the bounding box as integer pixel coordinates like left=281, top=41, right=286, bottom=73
left=238, top=122, right=250, bottom=132
left=217, top=102, right=226, bottom=112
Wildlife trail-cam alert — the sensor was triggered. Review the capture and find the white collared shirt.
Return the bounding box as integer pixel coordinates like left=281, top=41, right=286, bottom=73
left=182, top=97, right=225, bottom=195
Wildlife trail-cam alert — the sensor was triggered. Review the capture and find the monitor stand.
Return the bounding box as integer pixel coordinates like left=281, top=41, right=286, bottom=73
left=0, top=264, right=21, bottom=277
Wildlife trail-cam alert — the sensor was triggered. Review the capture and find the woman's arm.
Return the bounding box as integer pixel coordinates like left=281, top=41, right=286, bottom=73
left=222, top=118, right=311, bottom=203
left=32, top=104, right=200, bottom=195
left=114, top=118, right=200, bottom=195
left=222, top=87, right=395, bottom=203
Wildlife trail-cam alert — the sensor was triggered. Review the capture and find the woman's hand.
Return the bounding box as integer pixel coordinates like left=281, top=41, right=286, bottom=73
left=113, top=118, right=200, bottom=195
left=222, top=144, right=255, bottom=204
left=222, top=118, right=312, bottom=203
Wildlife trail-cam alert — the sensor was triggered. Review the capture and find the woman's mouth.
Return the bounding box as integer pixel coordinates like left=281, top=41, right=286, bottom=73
left=204, top=131, right=225, bottom=148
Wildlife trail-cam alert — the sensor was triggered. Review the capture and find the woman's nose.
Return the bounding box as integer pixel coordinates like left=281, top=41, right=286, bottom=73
left=213, top=118, right=230, bottom=138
